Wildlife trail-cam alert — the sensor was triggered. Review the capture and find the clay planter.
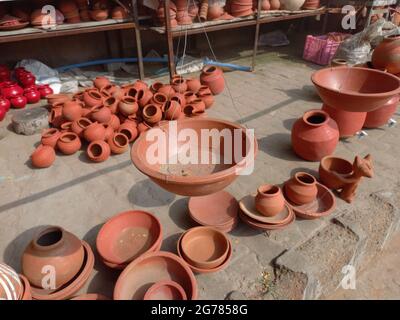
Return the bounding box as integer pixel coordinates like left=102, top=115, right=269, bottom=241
left=0, top=263, right=23, bottom=300
left=41, top=128, right=61, bottom=148
left=103, top=96, right=118, bottom=114
left=158, top=84, right=176, bottom=98
left=181, top=227, right=229, bottom=269
left=87, top=140, right=111, bottom=162
left=107, top=132, right=129, bottom=154
left=118, top=122, right=138, bottom=142
left=71, top=293, right=109, bottom=300
left=255, top=184, right=285, bottom=217
left=31, top=145, right=56, bottom=168
left=144, top=280, right=187, bottom=300
left=118, top=96, right=138, bottom=116
left=137, top=89, right=153, bottom=108
left=22, top=226, right=84, bottom=289
left=83, top=122, right=106, bottom=142
left=150, top=81, right=164, bottom=94
left=143, top=104, right=162, bottom=124
left=291, top=109, right=339, bottom=161
left=96, top=210, right=163, bottom=265
left=49, top=108, right=64, bottom=128
left=284, top=172, right=318, bottom=205
left=191, top=98, right=206, bottom=113
left=372, top=35, right=400, bottom=75
left=199, top=93, right=214, bottom=109
left=62, top=101, right=83, bottom=121
left=319, top=156, right=353, bottom=190
left=83, top=89, right=103, bottom=108
left=10, top=95, right=27, bottom=109
left=47, top=93, right=69, bottom=105
left=164, top=100, right=182, bottom=120
left=71, top=117, right=92, bottom=137
left=93, top=76, right=111, bottom=90
left=108, top=114, right=121, bottom=131
left=171, top=77, right=187, bottom=93
left=200, top=66, right=225, bottom=95
left=90, top=9, right=109, bottom=21
left=57, top=132, right=82, bottom=154
left=90, top=105, right=112, bottom=124
left=114, top=251, right=197, bottom=300
left=364, top=95, right=399, bottom=128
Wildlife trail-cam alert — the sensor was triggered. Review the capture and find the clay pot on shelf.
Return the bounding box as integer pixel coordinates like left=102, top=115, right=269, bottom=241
left=198, top=93, right=214, bottom=109
left=152, top=92, right=168, bottom=107
left=284, top=172, right=318, bottom=205
left=144, top=280, right=187, bottom=300
left=200, top=66, right=225, bottom=95
left=143, top=104, right=162, bottom=125
left=255, top=184, right=285, bottom=217
left=280, top=0, right=305, bottom=11
left=90, top=105, right=112, bottom=124
left=270, top=0, right=281, bottom=9
left=372, top=35, right=400, bottom=74
left=84, top=122, right=106, bottom=142
left=83, top=90, right=103, bottom=108
left=186, top=78, right=201, bottom=93
left=31, top=145, right=56, bottom=168
left=170, top=93, right=186, bottom=107
left=80, top=9, right=91, bottom=21
left=93, top=76, right=110, bottom=90
left=71, top=117, right=92, bottom=137
left=199, top=0, right=208, bottom=21
left=163, top=100, right=182, bottom=120
left=135, top=89, right=152, bottom=108
left=62, top=101, right=83, bottom=121
left=107, top=132, right=129, bottom=154
left=112, top=6, right=129, bottom=19
left=49, top=108, right=64, bottom=128
left=90, top=9, right=109, bottom=21
left=198, top=85, right=212, bottom=96
left=118, top=96, right=138, bottom=116
left=291, top=109, right=339, bottom=161
left=41, top=128, right=61, bottom=148
left=0, top=263, right=23, bottom=300
left=171, top=77, right=187, bottom=93
left=261, top=0, right=271, bottom=10
left=22, top=226, right=84, bottom=289
left=302, top=0, right=320, bottom=9
left=150, top=81, right=164, bottom=94
left=118, top=121, right=139, bottom=142
left=363, top=95, right=399, bottom=128
left=57, top=132, right=82, bottom=154
left=158, top=84, right=176, bottom=98
left=87, top=140, right=111, bottom=162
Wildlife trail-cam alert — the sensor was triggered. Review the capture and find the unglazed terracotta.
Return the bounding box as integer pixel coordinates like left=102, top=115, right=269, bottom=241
left=164, top=100, right=182, bottom=120
left=239, top=207, right=295, bottom=231
left=71, top=117, right=92, bottom=137
left=118, top=96, right=138, bottom=116
left=372, top=35, right=400, bottom=74
left=19, top=274, right=32, bottom=300
left=255, top=184, right=285, bottom=217
left=143, top=104, right=162, bottom=124
left=114, top=251, right=197, bottom=300
left=280, top=0, right=305, bottom=10
left=57, top=132, right=82, bottom=154
left=62, top=100, right=82, bottom=121
left=60, top=121, right=73, bottom=132
left=31, top=145, right=56, bottom=168
left=47, top=93, right=70, bottom=106
left=199, top=93, right=214, bottom=109
left=137, top=89, right=153, bottom=108
left=200, top=66, right=225, bottom=95
left=319, top=156, right=354, bottom=190
left=49, top=108, right=64, bottom=128
left=151, top=92, right=168, bottom=107
left=90, top=105, right=112, bottom=124
left=184, top=91, right=197, bottom=104
left=118, top=121, right=138, bottom=142
left=108, top=132, right=129, bottom=154
left=22, top=226, right=84, bottom=289
left=284, top=172, right=318, bottom=205
left=71, top=293, right=110, bottom=300
left=150, top=81, right=164, bottom=94
left=0, top=263, right=23, bottom=300
left=144, top=280, right=187, bottom=300
left=87, top=140, right=111, bottom=162
left=291, top=109, right=339, bottom=161
left=364, top=95, right=399, bottom=128
left=158, top=84, right=176, bottom=98
left=41, top=128, right=61, bottom=148
left=83, top=122, right=106, bottom=142
left=171, top=77, right=187, bottom=93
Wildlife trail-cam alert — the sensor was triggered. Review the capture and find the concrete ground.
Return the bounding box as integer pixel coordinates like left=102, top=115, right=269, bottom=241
left=1, top=37, right=399, bottom=300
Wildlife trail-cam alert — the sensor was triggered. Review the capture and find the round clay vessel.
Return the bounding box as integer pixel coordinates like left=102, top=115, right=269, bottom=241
left=150, top=81, right=164, bottom=93
left=49, top=108, right=64, bottom=128
left=108, top=114, right=121, bottom=130
left=364, top=95, right=399, bottom=128
left=158, top=84, right=176, bottom=98
left=143, top=104, right=162, bottom=124
left=90, top=105, right=112, bottom=124
left=31, top=145, right=56, bottom=168
left=186, top=78, right=201, bottom=93
left=138, top=121, right=152, bottom=134
left=199, top=93, right=214, bottom=109
left=57, top=132, right=82, bottom=155
left=41, top=128, right=61, bottom=148
left=164, top=100, right=182, bottom=120
left=372, top=35, right=400, bottom=74
left=22, top=226, right=84, bottom=289
left=284, top=172, right=318, bottom=205
left=108, top=132, right=129, bottom=154
left=19, top=274, right=32, bottom=300
left=318, top=156, right=353, bottom=190
left=133, top=80, right=149, bottom=91
left=0, top=263, right=23, bottom=300
left=200, top=66, right=225, bottom=95
left=118, top=122, right=138, bottom=142
left=330, top=58, right=348, bottom=68
left=291, top=109, right=339, bottom=161
left=71, top=117, right=92, bottom=137
left=255, top=184, right=285, bottom=217
left=118, top=96, right=138, bottom=116
left=137, top=89, right=153, bottom=108
left=62, top=100, right=83, bottom=121
left=184, top=91, right=197, bottom=104
left=60, top=121, right=73, bottom=132
left=103, top=123, right=114, bottom=141
left=47, top=93, right=70, bottom=105
left=170, top=93, right=186, bottom=107
left=198, top=85, right=212, bottom=96
left=93, top=76, right=111, bottom=90
left=87, top=140, right=111, bottom=162
left=83, top=122, right=106, bottom=142
left=83, top=89, right=103, bottom=108
left=280, top=0, right=305, bottom=10
left=144, top=280, right=187, bottom=300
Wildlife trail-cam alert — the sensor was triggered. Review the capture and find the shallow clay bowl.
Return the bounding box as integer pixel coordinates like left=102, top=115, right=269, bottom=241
left=113, top=251, right=197, bottom=300
left=177, top=233, right=232, bottom=274
left=131, top=118, right=258, bottom=196
left=30, top=241, right=94, bottom=300
left=239, top=209, right=295, bottom=231
left=143, top=280, right=187, bottom=300
left=71, top=293, right=110, bottom=300
left=96, top=210, right=162, bottom=265
left=285, top=182, right=336, bottom=220
left=19, top=274, right=32, bottom=300
left=180, top=227, right=230, bottom=269
left=311, top=67, right=400, bottom=112
left=319, top=156, right=353, bottom=189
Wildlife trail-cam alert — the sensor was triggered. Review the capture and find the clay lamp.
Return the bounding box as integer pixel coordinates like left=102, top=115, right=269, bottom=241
left=143, top=280, right=187, bottom=300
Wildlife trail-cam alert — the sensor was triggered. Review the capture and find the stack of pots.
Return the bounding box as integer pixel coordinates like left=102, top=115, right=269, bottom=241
left=30, top=9, right=65, bottom=27
left=76, top=0, right=91, bottom=22
left=230, top=0, right=254, bottom=17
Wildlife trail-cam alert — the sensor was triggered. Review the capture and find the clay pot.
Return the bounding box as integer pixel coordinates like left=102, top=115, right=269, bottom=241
left=302, top=0, right=320, bottom=9
left=90, top=105, right=112, bottom=124
left=284, top=172, right=318, bottom=205
left=60, top=121, right=73, bottom=132
left=364, top=95, right=399, bottom=128
left=372, top=35, right=400, bottom=75
left=200, top=66, right=225, bottom=95
left=198, top=93, right=214, bottom=109
left=143, top=104, right=162, bottom=124
left=0, top=97, right=11, bottom=112
left=208, top=5, right=224, bottom=20
left=80, top=9, right=91, bottom=21
left=118, top=122, right=138, bottom=142
left=47, top=93, right=69, bottom=105
left=291, top=109, right=339, bottom=161
left=102, top=96, right=118, bottom=114
left=158, top=84, right=176, bottom=98
left=93, top=76, right=111, bottom=90
left=71, top=293, right=109, bottom=300
left=144, top=280, right=187, bottom=300
left=198, top=85, right=212, bottom=96
left=137, top=121, right=152, bottom=134
left=137, top=89, right=153, bottom=108
left=22, top=226, right=84, bottom=289
left=150, top=81, right=164, bottom=94
left=103, top=123, right=114, bottom=140
left=261, top=0, right=271, bottom=10
left=280, top=0, right=305, bottom=10
left=255, top=185, right=285, bottom=217
left=151, top=92, right=168, bottom=107
left=191, top=98, right=206, bottom=113
left=163, top=100, right=182, bottom=120
left=30, top=145, right=55, bottom=168
left=322, top=104, right=366, bottom=138
left=84, top=122, right=106, bottom=142
left=112, top=6, right=129, bottom=19
left=330, top=58, right=348, bottom=68
left=62, top=100, right=83, bottom=121
left=112, top=87, right=125, bottom=100
left=57, top=132, right=82, bottom=154
left=107, top=132, right=129, bottom=154
left=0, top=263, right=23, bottom=300
left=108, top=114, right=121, bottom=131
left=186, top=78, right=201, bottom=93
left=270, top=0, right=281, bottom=9
left=170, top=93, right=186, bottom=107
left=19, top=274, right=32, bottom=300
left=319, top=156, right=353, bottom=190
left=87, top=140, right=111, bottom=162
left=71, top=117, right=92, bottom=137
left=41, top=128, right=61, bottom=148
left=49, top=108, right=64, bottom=128
left=171, top=77, right=187, bottom=93
left=83, top=89, right=103, bottom=108
left=90, top=9, right=109, bottom=21
left=118, top=96, right=138, bottom=116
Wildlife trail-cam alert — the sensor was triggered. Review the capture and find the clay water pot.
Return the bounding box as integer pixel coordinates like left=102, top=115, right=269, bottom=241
left=208, top=5, right=224, bottom=20
left=57, top=132, right=82, bottom=154
left=62, top=100, right=83, bottom=121
left=255, top=184, right=285, bottom=217
left=133, top=80, right=149, bottom=91
left=10, top=95, right=27, bottom=109
left=41, top=128, right=61, bottom=148
left=171, top=77, right=187, bottom=93
left=19, top=274, right=32, bottom=300
left=90, top=9, right=109, bottom=21
left=198, top=85, right=212, bottom=96
left=170, top=93, right=186, bottom=107
left=291, top=109, right=339, bottom=161
left=22, top=226, right=84, bottom=289
left=118, top=121, right=139, bottom=142
left=199, top=93, right=214, bottom=109
left=143, top=104, right=162, bottom=124
left=364, top=95, right=399, bottom=128
left=87, top=140, right=111, bottom=162
left=49, top=108, right=64, bottom=128
left=319, top=156, right=353, bottom=190
left=38, top=85, right=54, bottom=98
left=108, top=114, right=121, bottom=131
left=0, top=263, right=23, bottom=300
left=60, top=121, right=73, bottom=132
left=107, top=132, right=129, bottom=154
left=200, top=66, right=225, bottom=95
left=80, top=9, right=91, bottom=21
left=150, top=81, right=164, bottom=94
left=186, top=78, right=201, bottom=93
left=103, top=96, right=118, bottom=114
left=71, top=117, right=92, bottom=137
left=84, top=122, right=106, bottom=142
left=47, top=93, right=69, bottom=105
left=158, top=84, right=176, bottom=98
left=90, top=105, right=112, bottom=124
left=302, top=0, right=320, bottom=9
left=83, top=90, right=103, bottom=108
left=93, top=76, right=111, bottom=90
left=0, top=97, right=11, bottom=112
left=261, top=0, right=271, bottom=10
left=137, top=89, right=153, bottom=108
left=284, top=172, right=318, bottom=205
left=191, top=98, right=206, bottom=112
left=163, top=100, right=182, bottom=120
left=322, top=104, right=366, bottom=138
left=31, top=144, right=56, bottom=168
left=119, top=96, right=138, bottom=116
left=144, top=280, right=187, bottom=300
left=372, top=35, right=400, bottom=75
left=103, top=124, right=114, bottom=140
left=184, top=91, right=197, bottom=104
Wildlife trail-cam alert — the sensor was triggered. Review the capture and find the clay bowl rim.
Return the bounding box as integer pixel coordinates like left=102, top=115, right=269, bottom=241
left=96, top=210, right=163, bottom=265
left=180, top=226, right=230, bottom=269
left=319, top=155, right=354, bottom=177
left=302, top=109, right=330, bottom=127
left=143, top=280, right=187, bottom=300
left=239, top=208, right=295, bottom=230
left=113, top=251, right=198, bottom=300
left=131, top=117, right=258, bottom=185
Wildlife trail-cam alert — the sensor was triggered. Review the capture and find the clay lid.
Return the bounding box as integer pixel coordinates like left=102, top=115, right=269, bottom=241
left=239, top=208, right=295, bottom=231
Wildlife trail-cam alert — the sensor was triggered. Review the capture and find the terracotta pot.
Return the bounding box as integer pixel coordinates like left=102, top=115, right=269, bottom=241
left=163, top=100, right=182, bottom=120
left=137, top=89, right=153, bottom=108
left=57, top=132, right=82, bottom=154
left=80, top=9, right=91, bottom=21
left=103, top=123, right=114, bottom=140
left=151, top=92, right=168, bottom=107
left=198, top=85, right=212, bottom=96
left=291, top=109, right=339, bottom=161
left=372, top=35, right=400, bottom=75
left=90, top=105, right=112, bottom=124
left=200, top=66, right=225, bottom=95
left=143, top=104, right=162, bottom=124
left=260, top=0, right=271, bottom=10
left=22, top=226, right=84, bottom=289
left=62, top=100, right=83, bottom=121
left=363, top=95, right=399, bottom=128
left=107, top=132, right=129, bottom=154
left=198, top=93, right=214, bottom=109
left=103, top=96, right=118, bottom=114
left=112, top=87, right=125, bottom=100
left=319, top=156, right=353, bottom=190
left=138, top=121, right=152, bottom=134
left=47, top=93, right=69, bottom=105
left=90, top=9, right=109, bottom=21
left=118, top=122, right=138, bottom=142
left=71, top=117, right=92, bottom=137
left=60, top=121, right=73, bottom=132
left=158, top=84, right=176, bottom=98
left=171, top=77, right=187, bottom=93
left=170, top=93, right=186, bottom=107
left=83, top=89, right=103, bottom=108
left=150, top=81, right=164, bottom=94
left=49, top=108, right=64, bottom=128
left=255, top=184, right=285, bottom=217
left=108, top=114, right=121, bottom=131
left=280, top=0, right=305, bottom=10
left=284, top=172, right=318, bottom=205
left=144, top=280, right=187, bottom=300
left=87, top=140, right=111, bottom=162
left=302, top=0, right=320, bottom=9
left=93, top=76, right=111, bottom=90
left=184, top=91, right=197, bottom=104
left=270, top=0, right=280, bottom=9
left=83, top=122, right=106, bottom=142
left=186, top=78, right=201, bottom=93
left=24, top=89, right=41, bottom=104
left=191, top=98, right=206, bottom=112
left=41, top=128, right=61, bottom=148
left=112, top=6, right=129, bottom=19
left=119, top=96, right=138, bottom=116
left=322, top=104, right=366, bottom=138
left=0, top=263, right=23, bottom=300
left=330, top=58, right=348, bottom=67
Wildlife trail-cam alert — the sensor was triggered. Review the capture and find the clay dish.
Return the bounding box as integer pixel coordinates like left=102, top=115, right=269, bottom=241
left=180, top=227, right=230, bottom=269
left=285, top=182, right=336, bottom=220
left=319, top=156, right=354, bottom=190
left=143, top=280, right=187, bottom=300
left=239, top=209, right=295, bottom=231
left=96, top=210, right=162, bottom=265
left=113, top=251, right=197, bottom=300
left=239, top=194, right=292, bottom=225
left=71, top=293, right=110, bottom=300
left=311, top=67, right=400, bottom=112
left=30, top=241, right=94, bottom=300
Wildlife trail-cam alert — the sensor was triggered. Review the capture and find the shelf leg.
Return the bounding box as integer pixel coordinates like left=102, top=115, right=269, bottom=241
left=132, top=0, right=145, bottom=79
left=252, top=0, right=262, bottom=72
left=164, top=0, right=176, bottom=79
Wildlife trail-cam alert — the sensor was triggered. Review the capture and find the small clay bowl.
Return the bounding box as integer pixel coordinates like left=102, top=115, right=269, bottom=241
left=143, top=280, right=187, bottom=300
left=180, top=227, right=230, bottom=269
left=96, top=210, right=162, bottom=265
left=71, top=293, right=110, bottom=300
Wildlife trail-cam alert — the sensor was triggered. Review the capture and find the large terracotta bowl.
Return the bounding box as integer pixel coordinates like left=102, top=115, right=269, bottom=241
left=113, top=251, right=197, bottom=300
left=311, top=67, right=400, bottom=112
left=131, top=118, right=257, bottom=196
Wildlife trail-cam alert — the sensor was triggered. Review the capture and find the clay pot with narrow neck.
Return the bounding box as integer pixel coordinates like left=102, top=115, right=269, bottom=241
left=164, top=100, right=182, bottom=120
left=170, top=93, right=186, bottom=107
left=118, top=96, right=138, bottom=116
left=118, top=122, right=138, bottom=142
left=330, top=59, right=348, bottom=67
left=108, top=132, right=129, bottom=154
left=261, top=0, right=271, bottom=10
left=31, top=145, right=56, bottom=168
left=90, top=105, right=112, bottom=124
left=84, top=122, right=106, bottom=142
left=103, top=96, right=118, bottom=114
left=255, top=184, right=285, bottom=217
left=171, top=77, right=187, bottom=93
left=191, top=98, right=206, bottom=113
left=83, top=90, right=103, bottom=108
left=71, top=117, right=92, bottom=137
left=103, top=124, right=114, bottom=141
left=93, top=76, right=110, bottom=90
left=363, top=95, right=399, bottom=128
left=372, top=35, right=400, bottom=74
left=87, top=140, right=111, bottom=162
left=49, top=108, right=64, bottom=128
left=62, top=100, right=83, bottom=121
left=21, top=226, right=85, bottom=289
left=108, top=114, right=121, bottom=131
left=150, top=81, right=164, bottom=94
left=291, top=109, right=339, bottom=161
left=198, top=93, right=214, bottom=109
left=57, top=132, right=82, bottom=154
left=200, top=66, right=225, bottom=95
left=41, top=128, right=61, bottom=149
left=133, top=80, right=149, bottom=92
left=138, top=121, right=152, bottom=134
left=151, top=91, right=169, bottom=106
left=143, top=104, right=162, bottom=125
left=284, top=172, right=318, bottom=205
left=60, top=121, right=73, bottom=132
